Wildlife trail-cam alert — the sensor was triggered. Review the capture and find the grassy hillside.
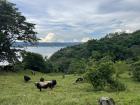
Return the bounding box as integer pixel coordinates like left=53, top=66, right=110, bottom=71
left=0, top=71, right=140, bottom=105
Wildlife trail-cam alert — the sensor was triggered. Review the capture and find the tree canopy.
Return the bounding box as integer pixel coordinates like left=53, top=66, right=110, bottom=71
left=50, top=30, right=140, bottom=73
left=22, top=52, right=53, bottom=73
left=0, top=0, right=37, bottom=63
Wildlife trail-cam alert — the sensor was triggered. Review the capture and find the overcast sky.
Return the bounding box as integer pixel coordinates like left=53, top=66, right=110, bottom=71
left=10, top=0, right=140, bottom=42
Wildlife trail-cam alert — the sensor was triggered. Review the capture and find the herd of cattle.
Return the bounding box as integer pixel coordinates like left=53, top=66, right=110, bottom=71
left=23, top=71, right=115, bottom=105
left=23, top=71, right=84, bottom=92
left=24, top=75, right=57, bottom=91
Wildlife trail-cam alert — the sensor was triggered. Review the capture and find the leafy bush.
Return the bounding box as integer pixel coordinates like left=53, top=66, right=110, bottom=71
left=85, top=61, right=114, bottom=90
left=85, top=61, right=126, bottom=91
left=14, top=62, right=24, bottom=71
left=68, top=59, right=87, bottom=74
left=132, top=60, right=140, bottom=81
left=113, top=61, right=130, bottom=78
left=108, top=79, right=126, bottom=91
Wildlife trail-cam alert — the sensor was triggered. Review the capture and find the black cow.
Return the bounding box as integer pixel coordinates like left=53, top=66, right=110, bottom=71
left=24, top=75, right=31, bottom=82
left=75, top=77, right=84, bottom=83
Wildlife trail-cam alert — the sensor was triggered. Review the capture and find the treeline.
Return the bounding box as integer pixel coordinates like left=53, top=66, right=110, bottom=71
left=49, top=30, right=140, bottom=91
left=49, top=30, right=140, bottom=73
left=18, top=30, right=140, bottom=73
left=14, top=30, right=140, bottom=74
left=12, top=30, right=140, bottom=91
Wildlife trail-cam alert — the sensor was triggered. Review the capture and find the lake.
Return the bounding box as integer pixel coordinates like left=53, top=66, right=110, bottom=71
left=25, top=46, right=64, bottom=58
left=0, top=46, right=64, bottom=65
left=12, top=42, right=80, bottom=58
left=0, top=42, right=81, bottom=65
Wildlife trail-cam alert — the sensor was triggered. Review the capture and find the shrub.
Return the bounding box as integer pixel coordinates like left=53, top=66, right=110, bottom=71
left=108, top=79, right=126, bottom=91
left=113, top=61, right=130, bottom=78
left=85, top=61, right=126, bottom=91
left=14, top=62, right=24, bottom=71
left=132, top=60, right=140, bottom=81
left=85, top=61, right=114, bottom=90
left=68, top=59, right=87, bottom=74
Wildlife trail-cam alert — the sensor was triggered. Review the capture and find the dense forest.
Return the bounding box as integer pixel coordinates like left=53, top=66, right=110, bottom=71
left=49, top=30, right=140, bottom=73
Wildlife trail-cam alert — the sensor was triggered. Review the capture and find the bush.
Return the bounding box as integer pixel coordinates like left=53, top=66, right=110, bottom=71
left=68, top=59, right=87, bottom=74
left=85, top=61, right=126, bottom=91
left=14, top=62, right=24, bottom=71
left=113, top=61, right=130, bottom=78
left=132, top=60, right=140, bottom=81
left=108, top=79, right=126, bottom=91
left=85, top=61, right=114, bottom=90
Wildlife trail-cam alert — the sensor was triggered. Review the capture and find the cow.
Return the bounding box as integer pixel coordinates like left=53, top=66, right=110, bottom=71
left=35, top=80, right=57, bottom=91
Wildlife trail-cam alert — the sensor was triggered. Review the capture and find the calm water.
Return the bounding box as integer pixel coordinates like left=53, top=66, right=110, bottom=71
left=25, top=46, right=64, bottom=58
left=0, top=46, right=63, bottom=65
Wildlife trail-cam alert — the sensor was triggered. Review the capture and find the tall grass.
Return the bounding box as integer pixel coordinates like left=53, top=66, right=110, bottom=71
left=0, top=71, right=140, bottom=105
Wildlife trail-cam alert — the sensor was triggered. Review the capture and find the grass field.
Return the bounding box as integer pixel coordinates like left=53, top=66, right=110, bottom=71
left=0, top=71, right=140, bottom=105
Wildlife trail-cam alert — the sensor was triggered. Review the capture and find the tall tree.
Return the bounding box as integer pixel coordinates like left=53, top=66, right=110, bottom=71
left=0, top=0, right=37, bottom=63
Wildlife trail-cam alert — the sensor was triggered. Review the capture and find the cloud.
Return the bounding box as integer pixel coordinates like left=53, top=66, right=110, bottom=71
left=81, top=37, right=91, bottom=42
left=40, top=33, right=55, bottom=42
left=113, top=29, right=133, bottom=33
left=10, top=0, right=140, bottom=41
left=40, top=32, right=93, bottom=42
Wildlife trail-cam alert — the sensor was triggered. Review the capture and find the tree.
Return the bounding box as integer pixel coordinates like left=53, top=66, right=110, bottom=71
left=45, top=59, right=53, bottom=73
left=68, top=59, right=86, bottom=74
left=0, top=0, right=37, bottom=63
left=22, top=52, right=47, bottom=73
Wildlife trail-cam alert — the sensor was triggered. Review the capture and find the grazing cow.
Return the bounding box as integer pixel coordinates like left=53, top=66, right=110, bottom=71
left=98, top=97, right=115, bottom=105
left=75, top=77, right=84, bottom=83
left=24, top=75, right=31, bottom=82
left=35, top=80, right=57, bottom=91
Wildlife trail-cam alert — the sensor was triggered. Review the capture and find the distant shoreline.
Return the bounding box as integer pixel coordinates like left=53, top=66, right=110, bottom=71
left=13, top=42, right=81, bottom=47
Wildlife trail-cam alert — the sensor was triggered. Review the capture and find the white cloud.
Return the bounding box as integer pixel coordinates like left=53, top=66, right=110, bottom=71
left=81, top=37, right=92, bottom=42
left=113, top=28, right=133, bottom=33
left=10, top=0, right=140, bottom=41
left=40, top=32, right=55, bottom=42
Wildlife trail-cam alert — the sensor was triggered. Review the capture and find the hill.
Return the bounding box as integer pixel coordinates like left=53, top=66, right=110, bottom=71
left=50, top=30, right=140, bottom=73
left=0, top=71, right=140, bottom=105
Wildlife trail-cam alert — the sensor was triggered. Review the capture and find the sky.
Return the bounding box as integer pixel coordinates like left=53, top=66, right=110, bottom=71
left=9, top=0, right=140, bottom=42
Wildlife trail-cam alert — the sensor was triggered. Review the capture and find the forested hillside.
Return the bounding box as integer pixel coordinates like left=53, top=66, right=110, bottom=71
left=50, top=30, right=140, bottom=73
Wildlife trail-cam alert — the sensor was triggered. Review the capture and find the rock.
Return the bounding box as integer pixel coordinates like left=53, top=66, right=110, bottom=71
left=98, top=97, right=115, bottom=105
